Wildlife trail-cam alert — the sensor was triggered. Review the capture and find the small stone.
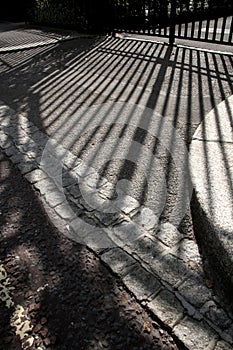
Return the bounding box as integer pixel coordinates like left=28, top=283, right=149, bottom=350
left=41, top=317, right=47, bottom=325
left=40, top=327, right=49, bottom=338
left=33, top=324, right=42, bottom=333
left=25, top=290, right=33, bottom=299
left=205, top=279, right=214, bottom=289
left=44, top=337, right=51, bottom=346
left=29, top=303, right=40, bottom=312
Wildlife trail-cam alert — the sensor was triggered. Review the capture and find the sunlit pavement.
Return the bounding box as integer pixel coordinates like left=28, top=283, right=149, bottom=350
left=0, top=23, right=233, bottom=350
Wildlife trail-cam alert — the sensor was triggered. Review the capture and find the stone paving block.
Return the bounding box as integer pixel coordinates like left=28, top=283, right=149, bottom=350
left=40, top=152, right=63, bottom=176
left=67, top=198, right=83, bottom=217
left=174, top=292, right=197, bottom=318
left=54, top=202, right=76, bottom=221
left=22, top=123, right=38, bottom=135
left=17, top=160, right=38, bottom=175
left=148, top=289, right=184, bottom=327
left=21, top=149, right=39, bottom=160
left=69, top=217, right=91, bottom=241
left=0, top=135, right=13, bottom=149
left=99, top=181, right=116, bottom=199
left=31, top=131, right=48, bottom=146
left=112, top=221, right=145, bottom=246
left=214, top=341, right=233, bottom=350
left=173, top=316, right=218, bottom=350
left=61, top=171, right=78, bottom=188
left=178, top=272, right=213, bottom=309
left=64, top=154, right=82, bottom=170
left=10, top=152, right=24, bottom=165
left=123, top=265, right=162, bottom=301
left=78, top=196, right=95, bottom=212
left=81, top=172, right=107, bottom=189
left=4, top=145, right=17, bottom=157
left=0, top=105, right=16, bottom=119
left=126, top=235, right=167, bottom=265
left=94, top=211, right=122, bottom=227
left=33, top=178, right=57, bottom=196
left=150, top=253, right=189, bottom=287
left=44, top=191, right=66, bottom=208
left=73, top=162, right=96, bottom=178
left=66, top=183, right=82, bottom=199
left=133, top=206, right=158, bottom=231
left=200, top=301, right=232, bottom=331
left=82, top=228, right=116, bottom=249
left=4, top=127, right=26, bottom=140
left=3, top=125, right=18, bottom=136
left=156, top=222, right=184, bottom=247
left=101, top=248, right=137, bottom=276
left=114, top=190, right=140, bottom=215
left=69, top=218, right=115, bottom=248
left=78, top=178, right=117, bottom=213
left=45, top=138, right=66, bottom=155
left=172, top=239, right=202, bottom=268
left=17, top=141, right=44, bottom=158
left=24, top=169, right=47, bottom=184
left=0, top=118, right=11, bottom=128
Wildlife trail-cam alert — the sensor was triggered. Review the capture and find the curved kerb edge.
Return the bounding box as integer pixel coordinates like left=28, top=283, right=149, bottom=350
left=190, top=95, right=233, bottom=300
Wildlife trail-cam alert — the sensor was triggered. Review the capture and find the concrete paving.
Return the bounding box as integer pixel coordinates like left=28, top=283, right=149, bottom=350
left=0, top=21, right=87, bottom=53
left=0, top=23, right=233, bottom=349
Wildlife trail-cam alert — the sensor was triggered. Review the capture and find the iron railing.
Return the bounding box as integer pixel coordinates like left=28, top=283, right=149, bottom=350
left=111, top=0, right=233, bottom=45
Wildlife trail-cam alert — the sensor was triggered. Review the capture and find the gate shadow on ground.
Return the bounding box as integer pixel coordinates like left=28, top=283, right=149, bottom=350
left=0, top=35, right=233, bottom=347
left=0, top=153, right=177, bottom=349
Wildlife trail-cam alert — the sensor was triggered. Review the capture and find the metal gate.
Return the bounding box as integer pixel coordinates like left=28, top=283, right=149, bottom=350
left=112, top=0, right=233, bottom=45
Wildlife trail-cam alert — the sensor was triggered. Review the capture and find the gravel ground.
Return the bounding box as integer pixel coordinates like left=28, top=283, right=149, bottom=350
left=0, top=150, right=181, bottom=350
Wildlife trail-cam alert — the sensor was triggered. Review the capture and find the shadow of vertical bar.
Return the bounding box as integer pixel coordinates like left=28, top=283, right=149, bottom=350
left=212, top=17, right=218, bottom=42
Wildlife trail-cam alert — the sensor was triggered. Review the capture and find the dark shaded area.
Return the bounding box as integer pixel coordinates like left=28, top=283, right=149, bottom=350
left=1, top=0, right=30, bottom=22
left=0, top=152, right=180, bottom=349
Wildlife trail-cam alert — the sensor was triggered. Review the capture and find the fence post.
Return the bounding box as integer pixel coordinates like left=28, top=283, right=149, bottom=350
left=169, top=0, right=176, bottom=45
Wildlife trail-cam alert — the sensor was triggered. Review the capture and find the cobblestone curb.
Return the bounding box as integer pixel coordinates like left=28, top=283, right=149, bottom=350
left=1, top=100, right=233, bottom=350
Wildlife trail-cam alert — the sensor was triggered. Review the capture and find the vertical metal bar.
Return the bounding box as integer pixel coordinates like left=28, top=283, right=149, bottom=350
left=220, top=16, right=227, bottom=43
left=158, top=24, right=162, bottom=36
left=184, top=21, right=188, bottom=38
left=143, top=0, right=146, bottom=34
left=191, top=21, right=195, bottom=40
left=169, top=0, right=176, bottom=45
left=205, top=18, right=210, bottom=41
left=178, top=22, right=182, bottom=37
left=197, top=20, right=202, bottom=40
